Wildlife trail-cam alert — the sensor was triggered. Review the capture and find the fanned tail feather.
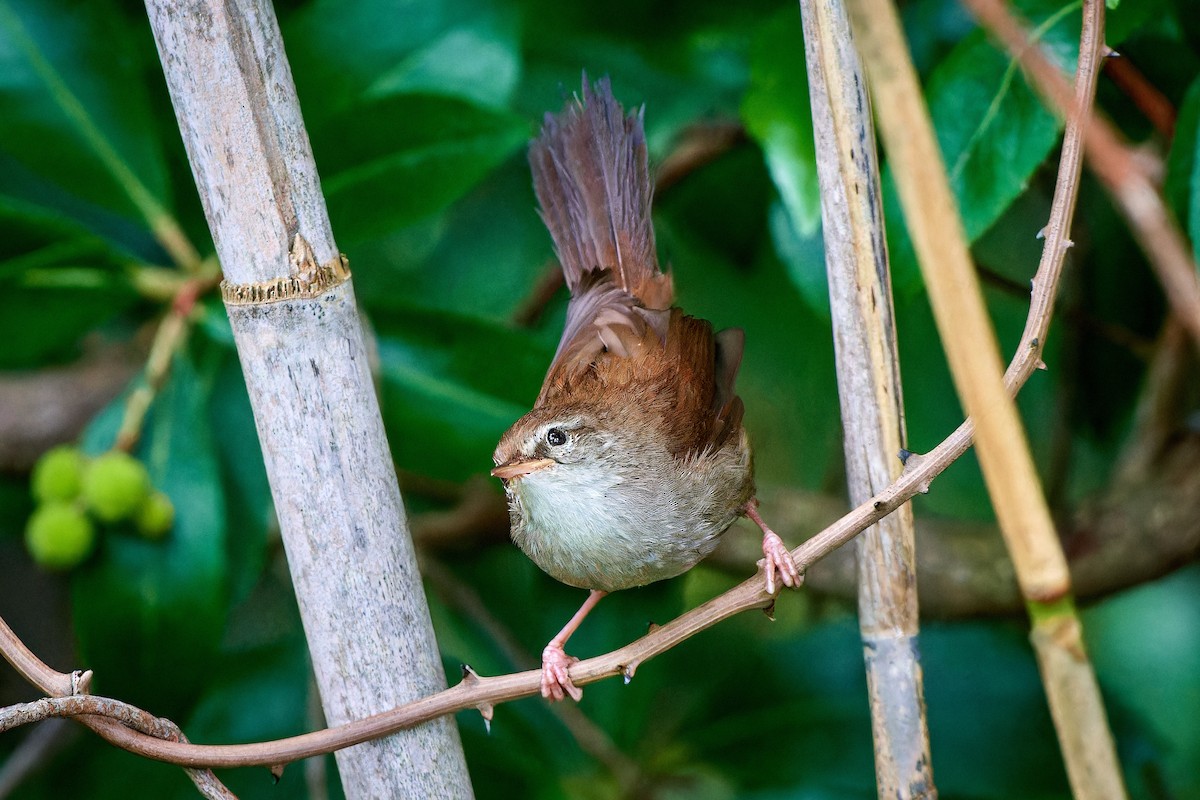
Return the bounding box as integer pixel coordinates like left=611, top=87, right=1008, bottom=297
left=529, top=75, right=673, bottom=310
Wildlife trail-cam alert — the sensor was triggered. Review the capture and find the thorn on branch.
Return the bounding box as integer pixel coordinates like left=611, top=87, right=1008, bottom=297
left=900, top=452, right=932, bottom=494
left=1103, top=45, right=1120, bottom=58
left=459, top=664, right=495, bottom=732
left=762, top=600, right=777, bottom=621
left=1036, top=226, right=1047, bottom=240
left=270, top=764, right=285, bottom=784
left=71, top=669, right=93, bottom=695
left=621, top=661, right=640, bottom=684
left=898, top=448, right=913, bottom=464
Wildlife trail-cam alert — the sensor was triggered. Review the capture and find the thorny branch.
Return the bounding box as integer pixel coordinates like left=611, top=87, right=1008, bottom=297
left=0, top=0, right=1183, bottom=782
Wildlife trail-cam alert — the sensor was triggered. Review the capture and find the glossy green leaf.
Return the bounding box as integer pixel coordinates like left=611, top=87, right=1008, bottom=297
left=741, top=8, right=819, bottom=238
left=366, top=18, right=521, bottom=108
left=767, top=199, right=829, bottom=318
left=349, top=158, right=557, bottom=322
left=928, top=2, right=1078, bottom=241
left=0, top=198, right=136, bottom=367
left=286, top=0, right=520, bottom=117
left=72, top=352, right=228, bottom=717
left=374, top=305, right=549, bottom=481
left=0, top=0, right=171, bottom=230
left=516, top=1, right=758, bottom=157
left=886, top=1, right=1080, bottom=298
left=312, top=94, right=529, bottom=243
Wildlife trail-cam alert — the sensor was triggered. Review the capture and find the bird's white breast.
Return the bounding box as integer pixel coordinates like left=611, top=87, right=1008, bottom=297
left=505, top=448, right=747, bottom=592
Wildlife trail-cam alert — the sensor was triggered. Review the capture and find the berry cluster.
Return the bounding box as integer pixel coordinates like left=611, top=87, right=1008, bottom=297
left=25, top=447, right=175, bottom=570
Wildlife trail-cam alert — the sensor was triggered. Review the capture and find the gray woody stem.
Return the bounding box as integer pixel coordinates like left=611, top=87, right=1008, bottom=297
left=143, top=1, right=472, bottom=797
left=797, top=0, right=934, bottom=796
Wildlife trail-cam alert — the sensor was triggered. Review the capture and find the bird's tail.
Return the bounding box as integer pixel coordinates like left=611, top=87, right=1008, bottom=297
left=528, top=75, right=673, bottom=310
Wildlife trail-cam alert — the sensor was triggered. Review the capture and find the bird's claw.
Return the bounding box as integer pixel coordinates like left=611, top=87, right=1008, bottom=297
left=759, top=530, right=800, bottom=595
left=541, top=643, right=582, bottom=702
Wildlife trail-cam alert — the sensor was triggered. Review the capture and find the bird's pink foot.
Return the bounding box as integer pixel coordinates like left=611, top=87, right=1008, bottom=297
left=760, top=530, right=800, bottom=594
left=743, top=500, right=801, bottom=594
left=541, top=642, right=582, bottom=702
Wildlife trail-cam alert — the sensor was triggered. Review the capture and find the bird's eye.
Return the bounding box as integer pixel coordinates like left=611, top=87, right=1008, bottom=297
left=546, top=428, right=568, bottom=447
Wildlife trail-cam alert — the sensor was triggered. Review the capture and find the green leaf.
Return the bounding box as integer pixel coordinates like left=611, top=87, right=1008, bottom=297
left=0, top=0, right=172, bottom=230
left=1168, top=76, right=1200, bottom=268
left=286, top=0, right=520, bottom=118
left=349, top=158, right=555, bottom=322
left=886, top=0, right=1080, bottom=298
left=366, top=17, right=521, bottom=108
left=929, top=1, right=1078, bottom=242
left=1107, top=0, right=1170, bottom=47
left=375, top=305, right=549, bottom=481
left=741, top=8, right=820, bottom=238
left=767, top=199, right=829, bottom=318
left=517, top=11, right=753, bottom=156
left=312, top=94, right=529, bottom=243
left=72, top=352, right=228, bottom=717
left=0, top=198, right=137, bottom=367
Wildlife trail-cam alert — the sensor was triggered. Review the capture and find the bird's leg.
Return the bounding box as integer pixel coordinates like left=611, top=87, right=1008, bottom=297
left=542, top=589, right=607, bottom=702
left=743, top=499, right=801, bottom=595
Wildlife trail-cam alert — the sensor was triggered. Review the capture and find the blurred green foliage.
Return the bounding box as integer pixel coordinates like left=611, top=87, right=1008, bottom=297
left=0, top=0, right=1198, bottom=797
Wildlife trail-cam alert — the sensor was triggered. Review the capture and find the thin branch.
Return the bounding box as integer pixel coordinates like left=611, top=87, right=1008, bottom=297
left=654, top=120, right=746, bottom=192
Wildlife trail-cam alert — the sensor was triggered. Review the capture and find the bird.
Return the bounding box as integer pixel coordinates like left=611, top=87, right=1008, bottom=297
left=492, top=76, right=799, bottom=702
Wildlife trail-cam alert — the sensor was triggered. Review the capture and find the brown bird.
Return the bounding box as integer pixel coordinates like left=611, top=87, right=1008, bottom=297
left=492, top=77, right=799, bottom=702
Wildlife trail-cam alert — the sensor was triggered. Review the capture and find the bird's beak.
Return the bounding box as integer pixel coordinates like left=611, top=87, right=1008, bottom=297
left=491, top=458, right=555, bottom=481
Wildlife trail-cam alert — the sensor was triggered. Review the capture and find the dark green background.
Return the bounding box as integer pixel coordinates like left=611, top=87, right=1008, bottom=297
left=1, top=0, right=1198, bottom=796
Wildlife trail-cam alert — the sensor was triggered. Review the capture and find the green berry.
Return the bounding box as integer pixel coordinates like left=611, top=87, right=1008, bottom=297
left=135, top=491, right=175, bottom=539
left=81, top=451, right=150, bottom=523
left=25, top=502, right=96, bottom=570
left=31, top=446, right=87, bottom=503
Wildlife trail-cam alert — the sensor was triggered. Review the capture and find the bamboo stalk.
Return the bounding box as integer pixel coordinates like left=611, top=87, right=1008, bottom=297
left=796, top=1, right=933, bottom=796
left=843, top=0, right=1128, bottom=797
left=142, top=0, right=472, bottom=796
